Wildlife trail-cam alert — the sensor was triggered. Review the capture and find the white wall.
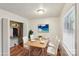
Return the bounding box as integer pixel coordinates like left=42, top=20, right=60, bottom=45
left=0, top=9, right=29, bottom=56
left=60, top=3, right=75, bottom=56
left=29, top=17, right=61, bottom=42
left=0, top=18, right=2, bottom=56
left=77, top=4, right=79, bottom=56
left=0, top=9, right=29, bottom=37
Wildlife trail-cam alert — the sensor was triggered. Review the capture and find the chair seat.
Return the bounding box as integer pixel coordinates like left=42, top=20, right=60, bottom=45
left=47, top=47, right=57, bottom=56
left=49, top=43, right=55, bottom=47
left=24, top=43, right=30, bottom=49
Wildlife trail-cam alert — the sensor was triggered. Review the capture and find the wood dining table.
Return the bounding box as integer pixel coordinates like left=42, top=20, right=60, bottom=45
left=26, top=39, right=48, bottom=56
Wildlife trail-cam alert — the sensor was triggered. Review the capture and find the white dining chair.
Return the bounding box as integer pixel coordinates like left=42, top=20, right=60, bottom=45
left=47, top=36, right=60, bottom=56
left=23, top=36, right=29, bottom=48
left=23, top=36, right=30, bottom=55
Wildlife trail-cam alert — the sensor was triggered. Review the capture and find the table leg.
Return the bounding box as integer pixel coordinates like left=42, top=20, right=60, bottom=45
left=42, top=48, right=44, bottom=56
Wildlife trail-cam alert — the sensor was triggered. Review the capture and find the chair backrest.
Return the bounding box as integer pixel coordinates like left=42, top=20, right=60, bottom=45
left=23, top=36, right=28, bottom=44
left=49, top=36, right=60, bottom=50
left=54, top=36, right=60, bottom=46
left=23, top=36, right=29, bottom=48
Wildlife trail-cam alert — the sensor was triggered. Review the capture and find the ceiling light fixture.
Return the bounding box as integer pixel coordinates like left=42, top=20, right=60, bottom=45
left=35, top=8, right=46, bottom=15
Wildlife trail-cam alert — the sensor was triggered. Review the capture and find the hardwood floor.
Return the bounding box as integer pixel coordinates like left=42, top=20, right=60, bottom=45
left=10, top=44, right=61, bottom=56
left=10, top=45, right=29, bottom=56
left=30, top=46, right=47, bottom=56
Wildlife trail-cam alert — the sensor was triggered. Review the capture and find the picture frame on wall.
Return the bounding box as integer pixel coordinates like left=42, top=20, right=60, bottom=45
left=38, top=24, right=49, bottom=33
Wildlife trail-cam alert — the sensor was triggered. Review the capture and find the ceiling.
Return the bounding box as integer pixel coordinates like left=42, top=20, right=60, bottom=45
left=0, top=3, right=65, bottom=19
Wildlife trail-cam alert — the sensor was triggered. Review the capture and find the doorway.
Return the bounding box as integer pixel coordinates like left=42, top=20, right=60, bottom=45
left=10, top=21, right=23, bottom=48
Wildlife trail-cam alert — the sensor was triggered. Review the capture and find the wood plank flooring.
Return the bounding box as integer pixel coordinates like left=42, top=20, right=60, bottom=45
left=10, top=45, right=29, bottom=56
left=10, top=44, right=61, bottom=56
left=30, top=46, right=47, bottom=56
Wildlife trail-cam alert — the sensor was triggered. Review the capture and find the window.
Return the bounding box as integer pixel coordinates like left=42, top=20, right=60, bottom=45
left=63, top=5, right=75, bottom=55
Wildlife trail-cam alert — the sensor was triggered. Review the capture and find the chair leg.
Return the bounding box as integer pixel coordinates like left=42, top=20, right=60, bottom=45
left=28, top=49, right=30, bottom=56
left=28, top=47, right=30, bottom=56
